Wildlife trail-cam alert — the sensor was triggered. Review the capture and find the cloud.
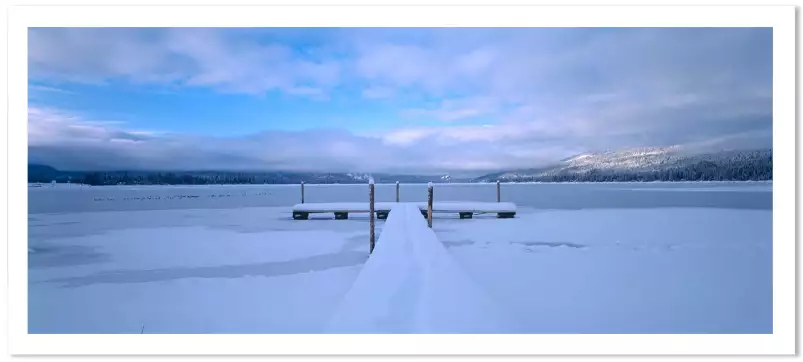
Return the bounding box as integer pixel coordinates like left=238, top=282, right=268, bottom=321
left=28, top=28, right=342, bottom=97
left=28, top=28, right=773, bottom=172
left=28, top=106, right=581, bottom=174
left=29, top=84, right=74, bottom=94
left=28, top=107, right=159, bottom=147
left=355, top=28, right=772, bottom=145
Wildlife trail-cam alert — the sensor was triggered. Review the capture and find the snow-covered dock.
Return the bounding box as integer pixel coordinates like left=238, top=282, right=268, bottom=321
left=326, top=203, right=512, bottom=333
left=292, top=201, right=517, bottom=220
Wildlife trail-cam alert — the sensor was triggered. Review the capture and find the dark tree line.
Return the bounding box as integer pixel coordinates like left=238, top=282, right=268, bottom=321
left=63, top=172, right=370, bottom=186
left=492, top=158, right=772, bottom=183
left=28, top=164, right=453, bottom=185
left=28, top=149, right=772, bottom=185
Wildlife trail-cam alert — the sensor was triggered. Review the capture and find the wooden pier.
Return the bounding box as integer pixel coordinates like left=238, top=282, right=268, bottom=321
left=325, top=203, right=509, bottom=333
left=292, top=201, right=516, bottom=220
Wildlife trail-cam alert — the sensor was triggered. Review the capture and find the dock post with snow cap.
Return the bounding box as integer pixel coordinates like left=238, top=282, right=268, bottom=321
left=494, top=181, right=514, bottom=218
left=292, top=182, right=310, bottom=220
left=396, top=181, right=400, bottom=202
left=369, top=178, right=376, bottom=254
left=427, top=182, right=433, bottom=228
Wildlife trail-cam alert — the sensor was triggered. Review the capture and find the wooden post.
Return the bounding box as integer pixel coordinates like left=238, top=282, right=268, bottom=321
left=427, top=182, right=433, bottom=228
left=369, top=179, right=376, bottom=254
left=396, top=181, right=400, bottom=202
left=301, top=181, right=305, bottom=204
left=496, top=180, right=501, bottom=202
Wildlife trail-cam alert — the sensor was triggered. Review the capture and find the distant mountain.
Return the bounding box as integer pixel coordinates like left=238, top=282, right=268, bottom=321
left=28, top=164, right=84, bottom=183
left=473, top=147, right=772, bottom=183
left=28, top=164, right=59, bottom=181
left=372, top=173, right=465, bottom=183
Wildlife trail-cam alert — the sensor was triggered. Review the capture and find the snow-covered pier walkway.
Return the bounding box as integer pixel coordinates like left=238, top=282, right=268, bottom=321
left=325, top=203, right=513, bottom=333
left=292, top=201, right=517, bottom=220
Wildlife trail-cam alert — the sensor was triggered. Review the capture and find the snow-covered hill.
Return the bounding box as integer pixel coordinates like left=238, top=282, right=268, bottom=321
left=474, top=147, right=772, bottom=182
left=345, top=173, right=372, bottom=182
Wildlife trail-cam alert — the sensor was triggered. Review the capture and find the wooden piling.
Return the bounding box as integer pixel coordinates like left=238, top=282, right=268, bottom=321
left=301, top=181, right=305, bottom=204
left=396, top=181, right=400, bottom=202
left=496, top=180, right=500, bottom=202
left=427, top=182, right=433, bottom=228
left=369, top=181, right=376, bottom=254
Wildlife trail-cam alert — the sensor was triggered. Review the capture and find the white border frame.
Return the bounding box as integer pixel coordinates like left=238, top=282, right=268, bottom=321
left=7, top=5, right=796, bottom=355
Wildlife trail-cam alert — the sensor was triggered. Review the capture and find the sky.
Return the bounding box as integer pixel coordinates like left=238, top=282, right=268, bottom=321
left=28, top=27, right=772, bottom=175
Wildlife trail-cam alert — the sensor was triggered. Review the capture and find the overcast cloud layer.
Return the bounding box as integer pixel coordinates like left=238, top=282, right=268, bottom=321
left=28, top=28, right=772, bottom=174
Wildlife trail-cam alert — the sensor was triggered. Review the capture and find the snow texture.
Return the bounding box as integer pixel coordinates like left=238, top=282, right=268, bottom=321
left=438, top=207, right=772, bottom=333
left=29, top=207, right=371, bottom=333
left=325, top=204, right=513, bottom=333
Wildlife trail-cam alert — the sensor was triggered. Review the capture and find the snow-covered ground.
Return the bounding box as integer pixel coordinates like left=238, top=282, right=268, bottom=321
left=28, top=183, right=772, bottom=333
left=29, top=208, right=373, bottom=333
left=437, top=207, right=772, bottom=333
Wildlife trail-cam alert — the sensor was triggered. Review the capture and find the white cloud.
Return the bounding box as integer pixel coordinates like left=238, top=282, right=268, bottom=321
left=28, top=84, right=74, bottom=94
left=28, top=107, right=158, bottom=146
left=29, top=28, right=342, bottom=97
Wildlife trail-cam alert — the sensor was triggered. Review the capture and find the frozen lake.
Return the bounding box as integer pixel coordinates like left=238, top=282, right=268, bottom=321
left=28, top=181, right=772, bottom=214
left=28, top=182, right=773, bottom=333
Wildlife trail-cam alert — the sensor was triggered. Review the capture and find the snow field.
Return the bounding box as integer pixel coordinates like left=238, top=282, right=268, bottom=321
left=28, top=183, right=772, bottom=333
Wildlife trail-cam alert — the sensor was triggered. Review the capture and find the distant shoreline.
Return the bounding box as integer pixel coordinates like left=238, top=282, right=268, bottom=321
left=29, top=180, right=773, bottom=188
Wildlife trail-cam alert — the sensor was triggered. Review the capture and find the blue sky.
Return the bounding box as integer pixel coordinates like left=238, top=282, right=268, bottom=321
left=28, top=27, right=772, bottom=174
